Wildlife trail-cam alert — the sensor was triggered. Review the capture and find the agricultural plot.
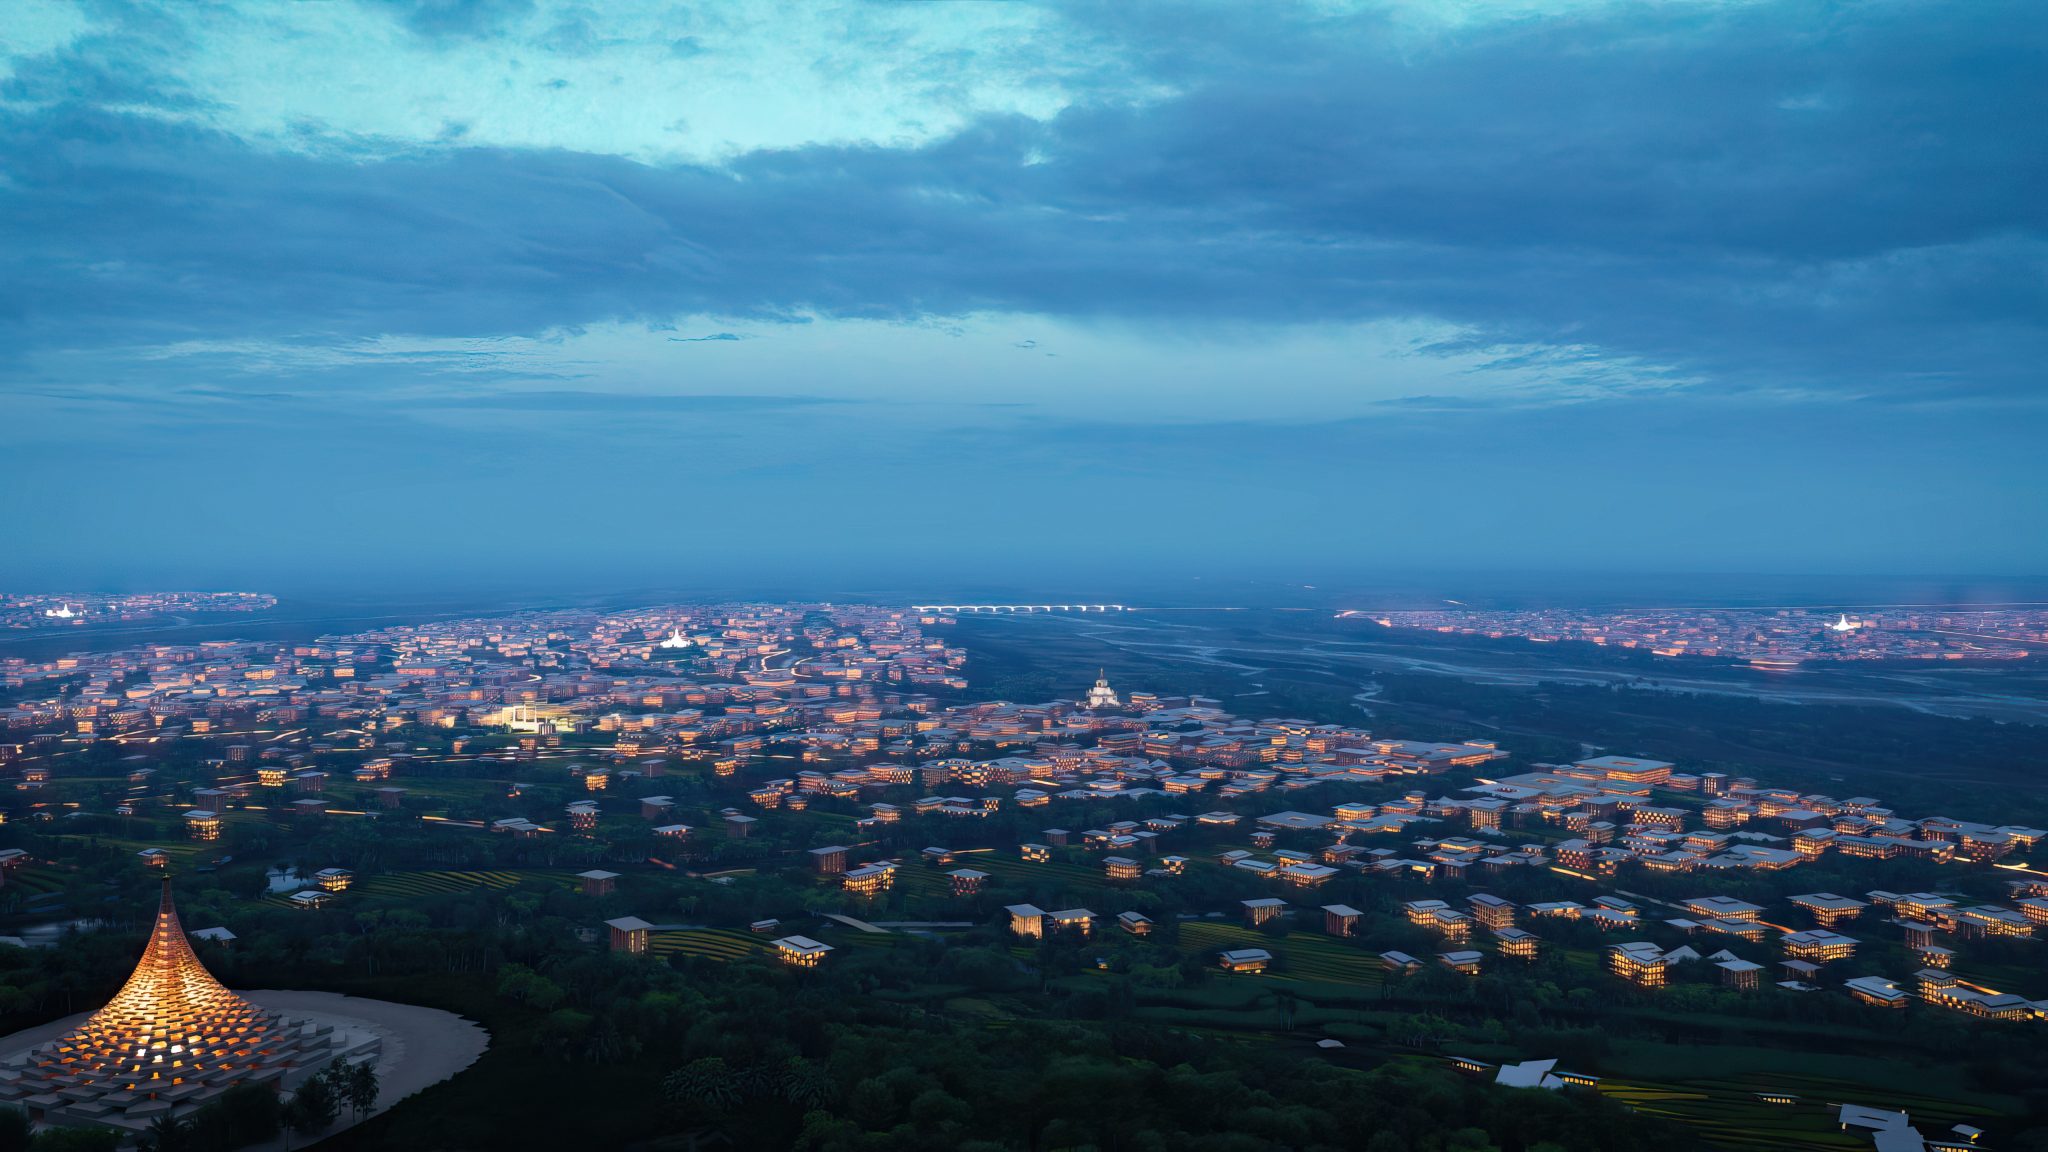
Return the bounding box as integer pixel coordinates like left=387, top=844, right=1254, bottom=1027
left=356, top=869, right=569, bottom=899
left=48, top=836, right=205, bottom=862
left=888, top=867, right=953, bottom=896
left=1597, top=1071, right=2008, bottom=1152
left=3, top=868, right=71, bottom=897
left=969, top=854, right=1111, bottom=891
left=1177, top=921, right=1385, bottom=986
left=650, top=928, right=768, bottom=962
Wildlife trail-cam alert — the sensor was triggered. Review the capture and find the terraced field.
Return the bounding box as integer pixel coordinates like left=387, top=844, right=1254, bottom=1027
left=4, top=868, right=71, bottom=897
left=1177, top=921, right=1385, bottom=985
left=1600, top=1072, right=2008, bottom=1152
left=650, top=928, right=769, bottom=961
left=356, top=869, right=571, bottom=898
left=969, top=854, right=1111, bottom=890
left=45, top=836, right=207, bottom=863
left=881, top=866, right=950, bottom=896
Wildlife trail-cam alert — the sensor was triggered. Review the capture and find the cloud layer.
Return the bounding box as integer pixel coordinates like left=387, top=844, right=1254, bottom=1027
left=1, top=0, right=2042, bottom=585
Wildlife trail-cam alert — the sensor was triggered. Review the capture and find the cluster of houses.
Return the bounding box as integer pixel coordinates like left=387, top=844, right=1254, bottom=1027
left=4, top=597, right=2042, bottom=1035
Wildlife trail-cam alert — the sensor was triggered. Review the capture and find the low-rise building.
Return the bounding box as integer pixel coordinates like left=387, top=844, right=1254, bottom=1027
left=773, top=936, right=833, bottom=967
left=606, top=916, right=653, bottom=954
left=1219, top=948, right=1272, bottom=973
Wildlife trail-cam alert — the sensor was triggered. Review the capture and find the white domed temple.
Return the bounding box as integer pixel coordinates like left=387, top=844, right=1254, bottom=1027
left=1082, top=670, right=1121, bottom=710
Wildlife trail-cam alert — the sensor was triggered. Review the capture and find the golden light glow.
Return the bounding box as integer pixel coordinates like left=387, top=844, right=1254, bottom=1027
left=24, top=881, right=287, bottom=1097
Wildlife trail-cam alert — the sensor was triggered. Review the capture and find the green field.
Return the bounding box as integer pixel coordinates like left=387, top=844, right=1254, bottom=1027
left=3, top=867, right=72, bottom=896
left=650, top=927, right=769, bottom=961
left=1601, top=1070, right=2007, bottom=1152
left=43, top=835, right=207, bottom=862
left=969, top=852, right=1112, bottom=890
left=356, top=869, right=571, bottom=898
left=1177, top=921, right=1386, bottom=986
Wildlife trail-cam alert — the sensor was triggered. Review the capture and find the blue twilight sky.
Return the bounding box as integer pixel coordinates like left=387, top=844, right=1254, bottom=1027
left=1, top=0, right=2043, bottom=593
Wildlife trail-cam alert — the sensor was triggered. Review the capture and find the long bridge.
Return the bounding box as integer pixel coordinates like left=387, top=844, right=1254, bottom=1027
left=912, top=604, right=1130, bottom=614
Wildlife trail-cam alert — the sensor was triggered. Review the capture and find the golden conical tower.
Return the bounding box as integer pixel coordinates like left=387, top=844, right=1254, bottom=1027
left=32, top=879, right=285, bottom=1092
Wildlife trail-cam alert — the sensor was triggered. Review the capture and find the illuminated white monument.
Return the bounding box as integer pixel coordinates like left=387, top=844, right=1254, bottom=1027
left=1083, top=670, right=1121, bottom=710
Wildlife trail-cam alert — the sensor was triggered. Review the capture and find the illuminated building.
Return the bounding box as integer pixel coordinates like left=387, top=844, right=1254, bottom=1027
left=1403, top=900, right=1449, bottom=927
left=1218, top=948, right=1272, bottom=973
left=256, top=767, right=287, bottom=788
left=1844, top=976, right=1909, bottom=1007
left=1081, top=671, right=1121, bottom=710
left=1680, top=896, right=1763, bottom=921
left=1048, top=908, right=1095, bottom=936
left=808, top=845, right=849, bottom=875
left=1006, top=904, right=1048, bottom=939
left=2, top=881, right=353, bottom=1125
left=949, top=868, right=988, bottom=895
left=1789, top=893, right=1865, bottom=927
left=1717, top=958, right=1762, bottom=989
left=1468, top=894, right=1517, bottom=931
left=606, top=916, right=652, bottom=954
left=1494, top=927, right=1540, bottom=960
left=1104, top=856, right=1142, bottom=881
left=1280, top=863, right=1337, bottom=887
left=1891, top=892, right=1955, bottom=921
left=842, top=862, right=896, bottom=897
left=313, top=868, right=352, bottom=893
left=184, top=809, right=221, bottom=842
left=1437, top=950, right=1484, bottom=975
left=772, top=936, right=832, bottom=967
left=1608, top=942, right=1668, bottom=987
left=1432, top=910, right=1474, bottom=943
left=1577, top=755, right=1673, bottom=786
left=1781, top=929, right=1858, bottom=963
left=1703, top=803, right=1751, bottom=830
left=1946, top=905, right=2034, bottom=939
left=1242, top=898, right=1287, bottom=927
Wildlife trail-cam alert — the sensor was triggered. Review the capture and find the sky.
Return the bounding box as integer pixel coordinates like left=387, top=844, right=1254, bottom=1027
left=2, top=0, right=2043, bottom=594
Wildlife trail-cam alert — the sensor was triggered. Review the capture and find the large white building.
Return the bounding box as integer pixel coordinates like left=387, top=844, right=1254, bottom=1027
left=1083, top=671, right=1121, bottom=709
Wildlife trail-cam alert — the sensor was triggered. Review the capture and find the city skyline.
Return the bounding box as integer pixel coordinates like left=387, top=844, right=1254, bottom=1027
left=3, top=0, right=2044, bottom=587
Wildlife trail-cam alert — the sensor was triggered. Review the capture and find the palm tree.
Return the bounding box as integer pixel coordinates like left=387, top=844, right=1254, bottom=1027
left=141, top=1113, right=194, bottom=1152
left=0, top=1106, right=33, bottom=1152
left=344, top=1059, right=380, bottom=1121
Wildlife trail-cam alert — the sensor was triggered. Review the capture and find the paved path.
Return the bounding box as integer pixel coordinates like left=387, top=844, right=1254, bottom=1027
left=240, top=990, right=489, bottom=1110
left=821, top=913, right=888, bottom=934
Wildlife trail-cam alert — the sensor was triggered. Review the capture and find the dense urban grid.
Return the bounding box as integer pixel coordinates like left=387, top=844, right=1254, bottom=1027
left=1358, top=607, right=2048, bottom=666
left=1, top=594, right=276, bottom=633
left=0, top=602, right=2042, bottom=1151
